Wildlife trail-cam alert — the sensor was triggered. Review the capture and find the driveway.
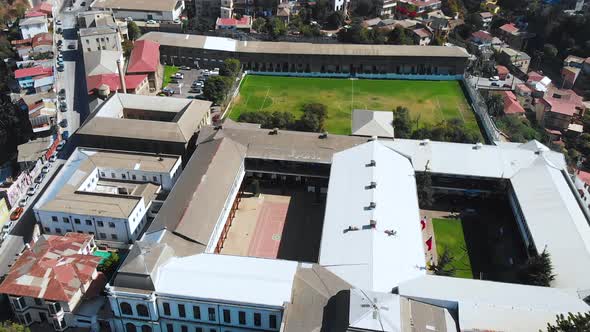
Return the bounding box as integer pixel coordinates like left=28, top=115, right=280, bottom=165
left=165, top=68, right=207, bottom=99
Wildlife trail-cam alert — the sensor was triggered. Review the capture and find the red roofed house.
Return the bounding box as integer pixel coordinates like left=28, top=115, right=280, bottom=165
left=535, top=88, right=587, bottom=130
left=515, top=83, right=533, bottom=110
left=86, top=73, right=149, bottom=96
left=0, top=233, right=104, bottom=331
left=14, top=66, right=53, bottom=91
left=126, top=40, right=162, bottom=92
left=28, top=2, right=53, bottom=17
left=470, top=30, right=493, bottom=49
left=215, top=16, right=252, bottom=32
left=497, top=23, right=528, bottom=50
left=496, top=65, right=509, bottom=80
left=500, top=90, right=525, bottom=116
left=412, top=28, right=432, bottom=46
left=31, top=32, right=53, bottom=54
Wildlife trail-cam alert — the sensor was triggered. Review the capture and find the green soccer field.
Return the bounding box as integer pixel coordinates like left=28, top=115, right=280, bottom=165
left=432, top=218, right=473, bottom=279
left=229, top=75, right=478, bottom=135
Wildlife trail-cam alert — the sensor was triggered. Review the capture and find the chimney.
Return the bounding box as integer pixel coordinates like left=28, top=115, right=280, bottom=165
left=117, top=59, right=126, bottom=93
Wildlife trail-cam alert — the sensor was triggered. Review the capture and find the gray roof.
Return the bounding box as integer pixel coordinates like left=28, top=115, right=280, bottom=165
left=91, top=0, right=181, bottom=12
left=83, top=50, right=121, bottom=76
left=147, top=137, right=247, bottom=246
left=351, top=109, right=394, bottom=138
left=19, top=16, right=47, bottom=26
left=140, top=32, right=470, bottom=58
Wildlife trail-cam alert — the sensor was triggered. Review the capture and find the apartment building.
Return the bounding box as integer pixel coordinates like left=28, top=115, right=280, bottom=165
left=19, top=15, right=48, bottom=39
left=33, top=148, right=182, bottom=244
left=0, top=233, right=103, bottom=331
left=91, top=0, right=185, bottom=22
left=78, top=11, right=123, bottom=53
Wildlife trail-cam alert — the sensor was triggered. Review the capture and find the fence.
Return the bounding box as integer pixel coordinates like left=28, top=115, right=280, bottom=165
left=249, top=71, right=464, bottom=81
left=463, top=73, right=501, bottom=144
left=220, top=70, right=248, bottom=119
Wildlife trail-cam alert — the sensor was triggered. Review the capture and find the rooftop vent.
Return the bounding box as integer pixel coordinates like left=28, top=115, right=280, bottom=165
left=366, top=160, right=376, bottom=167
left=270, top=128, right=279, bottom=135
left=319, top=131, right=328, bottom=139
left=368, top=135, right=378, bottom=142
left=368, top=181, right=377, bottom=189
left=473, top=142, right=483, bottom=150
left=384, top=229, right=397, bottom=236
left=369, top=219, right=377, bottom=228
left=347, top=225, right=359, bottom=231
left=368, top=202, right=376, bottom=210
left=420, top=139, right=430, bottom=146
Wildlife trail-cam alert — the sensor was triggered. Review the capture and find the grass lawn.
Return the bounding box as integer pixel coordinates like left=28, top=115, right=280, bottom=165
left=229, top=75, right=478, bottom=135
left=432, top=218, right=473, bottom=279
left=162, top=65, right=178, bottom=89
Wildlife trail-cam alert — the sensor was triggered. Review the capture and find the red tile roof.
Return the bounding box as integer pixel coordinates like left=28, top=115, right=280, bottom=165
left=24, top=11, right=46, bottom=18
left=14, top=66, right=52, bottom=79
left=578, top=170, right=590, bottom=186
left=527, top=71, right=543, bottom=82
left=11, top=38, right=32, bottom=46
left=216, top=16, right=252, bottom=27
left=541, top=89, right=585, bottom=116
left=0, top=233, right=100, bottom=303
left=31, top=32, right=53, bottom=48
left=499, top=23, right=519, bottom=34
left=516, top=83, right=532, bottom=93
left=501, top=91, right=525, bottom=115
left=496, top=65, right=509, bottom=75
left=413, top=28, right=431, bottom=38
left=471, top=30, right=493, bottom=42
left=127, top=40, right=160, bottom=73
left=86, top=73, right=147, bottom=93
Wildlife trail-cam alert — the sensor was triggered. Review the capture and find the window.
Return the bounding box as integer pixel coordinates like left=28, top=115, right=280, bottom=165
left=193, top=306, right=201, bottom=319
left=153, top=176, right=158, bottom=182
left=166, top=324, right=173, bottom=332
left=111, top=234, right=118, bottom=240
left=101, top=38, right=105, bottom=41
left=163, top=302, right=171, bottom=316
left=87, top=48, right=91, bottom=52
left=44, top=227, right=50, bottom=232
left=99, top=233, right=106, bottom=239
left=125, top=323, right=137, bottom=332
left=254, top=313, right=261, bottom=326
left=121, top=302, right=132, bottom=315
left=97, top=221, right=104, bottom=227
left=74, top=219, right=81, bottom=224
left=24, top=313, right=31, bottom=325
left=86, top=220, right=92, bottom=226
left=34, top=298, right=42, bottom=306
left=142, top=176, right=147, bottom=181
left=238, top=311, right=246, bottom=325
left=223, top=309, right=230, bottom=323
left=111, top=173, right=115, bottom=178
left=66, top=229, right=72, bottom=233
left=137, top=304, right=149, bottom=317
left=86, top=39, right=89, bottom=44
left=48, top=302, right=61, bottom=314
left=52, top=216, right=58, bottom=222
left=132, top=174, right=136, bottom=180
left=101, top=172, right=105, bottom=177
left=208, top=308, right=215, bottom=321
left=122, top=174, right=126, bottom=179
left=141, top=326, right=152, bottom=332
left=109, top=222, right=116, bottom=228
left=195, top=328, right=202, bottom=332
left=269, top=314, right=277, bottom=329
left=55, top=228, right=62, bottom=234
left=181, top=326, right=188, bottom=332
left=96, top=38, right=99, bottom=42
left=102, top=46, right=106, bottom=50
left=63, top=217, right=69, bottom=223
left=178, top=304, right=186, bottom=317
left=13, top=297, right=26, bottom=310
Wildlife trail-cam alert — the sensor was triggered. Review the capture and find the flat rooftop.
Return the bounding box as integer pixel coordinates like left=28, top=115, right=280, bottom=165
left=34, top=148, right=179, bottom=219
left=90, top=0, right=181, bottom=11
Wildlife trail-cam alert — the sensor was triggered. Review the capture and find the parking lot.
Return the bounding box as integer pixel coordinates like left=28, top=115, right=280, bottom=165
left=163, top=68, right=219, bottom=99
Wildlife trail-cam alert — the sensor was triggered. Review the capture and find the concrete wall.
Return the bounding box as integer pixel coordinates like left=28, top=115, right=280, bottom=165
left=80, top=31, right=122, bottom=53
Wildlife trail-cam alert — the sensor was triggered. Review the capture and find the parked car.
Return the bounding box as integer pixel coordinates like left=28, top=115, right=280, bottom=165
left=3, top=221, right=13, bottom=232
left=49, top=154, right=57, bottom=162
left=18, top=197, right=28, bottom=207
left=59, top=119, right=68, bottom=128
left=57, top=66, right=64, bottom=72
left=10, top=208, right=23, bottom=221
left=56, top=20, right=62, bottom=25
left=59, top=88, right=66, bottom=96
left=81, top=1, right=86, bottom=5
left=173, top=72, right=184, bottom=79
left=490, top=76, right=499, bottom=81
left=42, top=164, right=51, bottom=173
left=57, top=39, right=63, bottom=46
left=67, top=44, right=76, bottom=50
left=34, top=174, right=44, bottom=184
left=57, top=27, right=62, bottom=34
left=180, top=66, right=191, bottom=70
left=146, top=20, right=157, bottom=24
left=26, top=184, right=38, bottom=196
left=56, top=141, right=66, bottom=151
left=491, top=82, right=499, bottom=87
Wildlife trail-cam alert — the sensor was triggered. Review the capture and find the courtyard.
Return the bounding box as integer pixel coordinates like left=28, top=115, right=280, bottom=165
left=229, top=75, right=479, bottom=135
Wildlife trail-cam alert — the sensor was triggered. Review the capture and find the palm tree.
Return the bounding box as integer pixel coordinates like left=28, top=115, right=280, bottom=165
left=429, top=246, right=456, bottom=276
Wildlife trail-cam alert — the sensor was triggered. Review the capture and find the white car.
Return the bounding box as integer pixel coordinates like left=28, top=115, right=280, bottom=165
left=490, top=76, right=499, bottom=81
left=49, top=155, right=57, bottom=162
left=18, top=197, right=28, bottom=207
left=42, top=164, right=51, bottom=173
left=56, top=20, right=62, bottom=25
left=174, top=72, right=184, bottom=79
left=146, top=20, right=157, bottom=24
left=26, top=185, right=38, bottom=196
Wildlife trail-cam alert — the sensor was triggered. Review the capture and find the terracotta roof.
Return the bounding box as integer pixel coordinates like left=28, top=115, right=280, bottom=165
left=471, top=30, right=493, bottom=42
left=496, top=65, right=509, bottom=75
left=127, top=40, right=160, bottom=73
left=516, top=83, right=532, bottom=93
left=541, top=90, right=585, bottom=116
left=24, top=11, right=46, bottom=18
left=578, top=170, right=590, bottom=186
left=216, top=16, right=252, bottom=28
left=86, top=73, right=147, bottom=93
left=33, top=2, right=53, bottom=14
left=479, top=12, right=493, bottom=18
left=501, top=91, right=525, bottom=115
left=31, top=32, right=53, bottom=48
left=413, top=28, right=431, bottom=38
left=14, top=66, right=52, bottom=79
left=11, top=38, right=32, bottom=46
left=0, top=233, right=100, bottom=302
left=499, top=23, right=519, bottom=34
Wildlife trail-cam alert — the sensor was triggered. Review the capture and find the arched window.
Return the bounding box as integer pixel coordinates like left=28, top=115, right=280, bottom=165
left=141, top=326, right=152, bottom=332
left=120, top=302, right=132, bottom=315
left=125, top=323, right=137, bottom=332
left=136, top=304, right=149, bottom=317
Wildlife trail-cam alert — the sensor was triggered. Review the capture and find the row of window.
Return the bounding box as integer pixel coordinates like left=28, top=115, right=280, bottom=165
left=43, top=227, right=119, bottom=240
left=100, top=171, right=159, bottom=183
left=50, top=216, right=116, bottom=228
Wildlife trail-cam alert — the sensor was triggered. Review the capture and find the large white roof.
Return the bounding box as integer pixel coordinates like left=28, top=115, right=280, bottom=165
left=511, top=157, right=590, bottom=297
left=155, top=254, right=298, bottom=307
left=399, top=275, right=590, bottom=331
left=320, top=141, right=426, bottom=292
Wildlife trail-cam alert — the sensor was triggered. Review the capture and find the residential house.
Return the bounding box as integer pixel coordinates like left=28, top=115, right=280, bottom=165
left=19, top=15, right=48, bottom=39
left=126, top=40, right=163, bottom=91
left=84, top=50, right=124, bottom=76
left=220, top=0, right=233, bottom=18
left=0, top=233, right=104, bottom=331
left=526, top=71, right=551, bottom=98
left=500, top=90, right=525, bottom=116
left=26, top=2, right=53, bottom=18
left=479, top=11, right=493, bottom=29
left=497, top=23, right=530, bottom=50
left=515, top=83, right=533, bottom=110
left=14, top=66, right=53, bottom=91
left=0, top=172, right=32, bottom=209
left=31, top=32, right=53, bottom=54
left=397, top=0, right=441, bottom=15
left=498, top=47, right=530, bottom=74
left=561, top=55, right=585, bottom=89
left=422, top=10, right=451, bottom=41
left=215, top=16, right=252, bottom=32
left=483, top=0, right=500, bottom=14
left=91, top=0, right=185, bottom=21
left=33, top=148, right=182, bottom=244
left=276, top=3, right=290, bottom=24
left=194, top=0, right=221, bottom=20
left=379, top=0, right=397, bottom=16
left=412, top=28, right=432, bottom=46
left=496, top=65, right=509, bottom=80
left=86, top=73, right=150, bottom=96
left=78, top=11, right=123, bottom=54
left=535, top=88, right=586, bottom=130
left=470, top=30, right=493, bottom=50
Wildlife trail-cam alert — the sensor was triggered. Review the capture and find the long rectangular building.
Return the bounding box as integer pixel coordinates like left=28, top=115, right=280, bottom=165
left=139, top=32, right=470, bottom=76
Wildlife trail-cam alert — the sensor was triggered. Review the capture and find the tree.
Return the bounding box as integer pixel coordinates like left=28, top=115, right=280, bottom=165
left=415, top=169, right=434, bottom=207
left=392, top=106, right=412, bottom=138
left=266, top=17, right=287, bottom=39
left=0, top=96, right=33, bottom=165
left=127, top=21, right=142, bottom=40
left=546, top=312, right=590, bottom=332
left=543, top=43, right=558, bottom=58
left=0, top=321, right=31, bottom=332
left=298, top=103, right=328, bottom=132
left=485, top=93, right=504, bottom=117
left=252, top=17, right=267, bottom=32
left=220, top=58, right=240, bottom=78
left=98, top=252, right=120, bottom=274
left=428, top=246, right=456, bottom=276
left=326, top=11, right=344, bottom=29
left=518, top=248, right=556, bottom=287
left=122, top=39, right=133, bottom=59
left=203, top=75, right=232, bottom=105
left=388, top=27, right=414, bottom=45
left=251, top=179, right=261, bottom=197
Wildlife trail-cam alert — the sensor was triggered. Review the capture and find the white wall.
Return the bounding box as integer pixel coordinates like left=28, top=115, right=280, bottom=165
left=21, top=22, right=48, bottom=39
left=80, top=30, right=122, bottom=53
left=108, top=2, right=185, bottom=22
